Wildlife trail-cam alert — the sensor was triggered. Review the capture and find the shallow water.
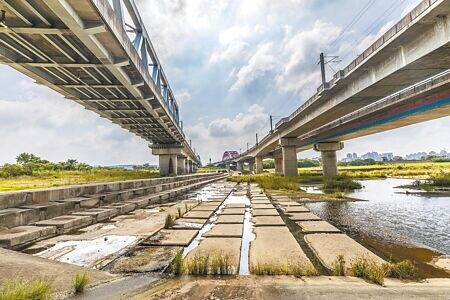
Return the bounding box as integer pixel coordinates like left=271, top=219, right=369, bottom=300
left=36, top=235, right=138, bottom=267
left=307, top=178, right=450, bottom=255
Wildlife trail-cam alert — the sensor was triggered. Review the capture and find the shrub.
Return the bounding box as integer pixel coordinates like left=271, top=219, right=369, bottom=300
left=73, top=272, right=90, bottom=294
left=350, top=256, right=386, bottom=286
left=323, top=176, right=362, bottom=193
left=332, top=255, right=346, bottom=276
left=384, top=260, right=418, bottom=280
left=177, top=207, right=183, bottom=218
left=0, top=278, right=53, bottom=300
left=0, top=164, right=32, bottom=177
left=251, top=262, right=318, bottom=276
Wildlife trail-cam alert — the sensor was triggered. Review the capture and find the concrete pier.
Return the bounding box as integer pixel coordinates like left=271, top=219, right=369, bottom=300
left=255, top=157, right=263, bottom=174
left=280, top=138, right=298, bottom=177
left=237, top=162, right=244, bottom=172
left=248, top=162, right=254, bottom=173
left=314, top=142, right=344, bottom=177
left=177, top=157, right=186, bottom=175
left=274, top=151, right=283, bottom=174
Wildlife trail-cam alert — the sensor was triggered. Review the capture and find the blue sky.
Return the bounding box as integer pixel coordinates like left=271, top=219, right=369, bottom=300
left=1, top=0, right=449, bottom=165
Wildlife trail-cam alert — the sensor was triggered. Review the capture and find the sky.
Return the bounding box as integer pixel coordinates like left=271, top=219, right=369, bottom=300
left=0, top=0, right=449, bottom=166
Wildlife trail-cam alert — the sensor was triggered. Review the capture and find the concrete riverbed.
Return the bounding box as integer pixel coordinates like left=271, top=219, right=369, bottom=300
left=1, top=176, right=449, bottom=299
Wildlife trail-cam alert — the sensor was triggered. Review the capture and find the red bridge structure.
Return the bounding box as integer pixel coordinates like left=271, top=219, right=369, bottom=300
left=222, top=151, right=240, bottom=161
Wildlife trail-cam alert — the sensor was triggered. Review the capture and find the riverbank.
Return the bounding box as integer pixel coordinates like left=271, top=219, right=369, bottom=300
left=0, top=169, right=160, bottom=192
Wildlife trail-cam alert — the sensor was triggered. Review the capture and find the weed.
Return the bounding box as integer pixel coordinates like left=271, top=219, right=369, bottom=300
left=332, top=255, right=346, bottom=276
left=384, top=260, right=418, bottom=280
left=164, top=214, right=175, bottom=229
left=251, top=262, right=318, bottom=276
left=183, top=252, right=234, bottom=275
left=185, top=203, right=189, bottom=213
left=0, top=278, right=53, bottom=300
left=170, top=251, right=184, bottom=276
left=73, top=272, right=90, bottom=294
left=177, top=207, right=182, bottom=218
left=323, top=176, right=362, bottom=193
left=350, top=256, right=386, bottom=286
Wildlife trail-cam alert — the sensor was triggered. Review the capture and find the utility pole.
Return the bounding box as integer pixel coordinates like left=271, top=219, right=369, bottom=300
left=189, top=139, right=192, bottom=147
left=319, top=52, right=326, bottom=84
left=239, top=148, right=242, bottom=154
left=269, top=115, right=273, bottom=133
left=247, top=142, right=249, bottom=151
left=256, top=133, right=259, bottom=145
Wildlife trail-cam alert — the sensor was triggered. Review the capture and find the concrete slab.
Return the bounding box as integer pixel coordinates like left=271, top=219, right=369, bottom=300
left=191, top=205, right=219, bottom=211
left=298, top=221, right=340, bottom=233
left=185, top=237, right=242, bottom=274
left=250, top=227, right=312, bottom=271
left=216, top=214, right=244, bottom=224
left=0, top=208, right=40, bottom=229
left=0, top=248, right=115, bottom=292
left=124, top=197, right=149, bottom=209
left=221, top=208, right=246, bottom=215
left=282, top=206, right=310, bottom=213
left=252, top=204, right=275, bottom=209
left=304, top=234, right=384, bottom=273
left=20, top=202, right=73, bottom=220
left=143, top=229, right=198, bottom=246
left=35, top=215, right=93, bottom=234
left=251, top=200, right=271, bottom=204
left=225, top=204, right=246, bottom=208
left=252, top=209, right=279, bottom=217
left=288, top=212, right=321, bottom=221
left=0, top=226, right=56, bottom=249
left=253, top=216, right=285, bottom=226
left=175, top=218, right=207, bottom=225
left=203, top=224, right=243, bottom=238
left=72, top=208, right=117, bottom=222
left=183, top=210, right=214, bottom=219
left=277, top=201, right=304, bottom=207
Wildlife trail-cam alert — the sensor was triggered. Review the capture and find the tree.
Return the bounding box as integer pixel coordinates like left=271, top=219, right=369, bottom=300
left=16, top=153, right=44, bottom=165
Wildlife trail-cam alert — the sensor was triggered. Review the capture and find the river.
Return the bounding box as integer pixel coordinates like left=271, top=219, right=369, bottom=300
left=305, top=178, right=450, bottom=276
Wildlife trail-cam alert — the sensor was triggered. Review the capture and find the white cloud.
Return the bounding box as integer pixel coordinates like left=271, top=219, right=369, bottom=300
left=174, top=89, right=191, bottom=107
left=230, top=42, right=277, bottom=91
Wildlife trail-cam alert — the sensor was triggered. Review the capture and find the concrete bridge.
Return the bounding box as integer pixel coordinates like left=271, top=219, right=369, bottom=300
left=0, top=0, right=200, bottom=175
left=215, top=0, right=450, bottom=177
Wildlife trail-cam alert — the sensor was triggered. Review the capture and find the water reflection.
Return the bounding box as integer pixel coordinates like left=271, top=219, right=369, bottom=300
left=307, top=178, right=450, bottom=255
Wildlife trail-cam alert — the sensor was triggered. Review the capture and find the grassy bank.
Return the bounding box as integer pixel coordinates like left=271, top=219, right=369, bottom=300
left=0, top=169, right=160, bottom=192
left=296, top=161, right=450, bottom=179
left=228, top=173, right=361, bottom=195
left=401, top=172, right=450, bottom=191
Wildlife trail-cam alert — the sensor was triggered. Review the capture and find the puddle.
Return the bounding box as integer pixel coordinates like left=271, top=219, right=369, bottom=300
left=301, top=185, right=323, bottom=194
left=35, top=235, right=139, bottom=267
left=239, top=206, right=255, bottom=275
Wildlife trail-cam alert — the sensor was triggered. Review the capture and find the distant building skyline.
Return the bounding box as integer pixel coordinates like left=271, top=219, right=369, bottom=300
left=340, top=149, right=449, bottom=162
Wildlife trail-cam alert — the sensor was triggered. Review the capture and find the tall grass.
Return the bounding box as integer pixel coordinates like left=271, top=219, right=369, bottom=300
left=332, top=255, right=346, bottom=276
left=183, top=252, right=234, bottom=275
left=251, top=262, right=318, bottom=276
left=350, top=256, right=386, bottom=286
left=73, top=272, right=90, bottom=294
left=0, top=278, right=53, bottom=300
left=170, top=251, right=183, bottom=276
left=383, top=260, right=418, bottom=280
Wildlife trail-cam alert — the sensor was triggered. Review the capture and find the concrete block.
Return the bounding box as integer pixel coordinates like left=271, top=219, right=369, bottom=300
left=0, top=226, right=56, bottom=249
left=102, top=202, right=136, bottom=215
left=0, top=208, right=40, bottom=229
left=288, top=212, right=321, bottom=221
left=20, top=202, right=72, bottom=221
left=183, top=210, right=214, bottom=219
left=252, top=209, right=279, bottom=217
left=35, top=215, right=93, bottom=234
left=216, top=214, right=244, bottom=224
left=204, top=224, right=243, bottom=238
left=143, top=229, right=198, bottom=246
left=72, top=208, right=117, bottom=222
left=56, top=197, right=100, bottom=210
left=221, top=208, right=245, bottom=215
left=0, top=192, right=29, bottom=209
left=253, top=216, right=285, bottom=226
left=252, top=204, right=275, bottom=209
left=124, top=197, right=149, bottom=209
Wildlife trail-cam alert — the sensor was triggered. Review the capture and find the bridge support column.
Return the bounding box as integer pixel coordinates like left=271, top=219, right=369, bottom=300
left=273, top=150, right=283, bottom=174
left=255, top=156, right=263, bottom=174
left=280, top=138, right=298, bottom=177
left=187, top=160, right=193, bottom=173
left=151, top=144, right=183, bottom=176
left=314, top=142, right=344, bottom=177
left=248, top=162, right=254, bottom=173
left=237, top=161, right=244, bottom=172
left=177, top=156, right=186, bottom=175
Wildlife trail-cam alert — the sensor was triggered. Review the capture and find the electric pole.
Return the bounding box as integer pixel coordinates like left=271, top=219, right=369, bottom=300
left=270, top=115, right=273, bottom=133
left=319, top=52, right=326, bottom=84
left=256, top=133, right=259, bottom=145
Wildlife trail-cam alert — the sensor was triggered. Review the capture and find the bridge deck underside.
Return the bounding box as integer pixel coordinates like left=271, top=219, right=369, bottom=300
left=0, top=0, right=191, bottom=150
